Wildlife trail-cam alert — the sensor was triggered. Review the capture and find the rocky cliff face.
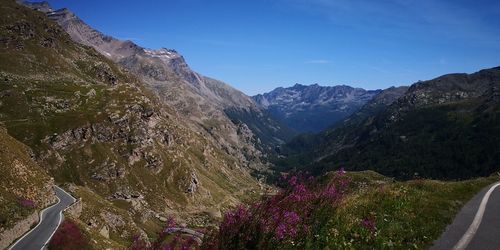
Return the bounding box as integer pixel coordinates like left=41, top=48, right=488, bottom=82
left=1, top=1, right=263, bottom=246
left=22, top=1, right=292, bottom=168
left=253, top=84, right=381, bottom=132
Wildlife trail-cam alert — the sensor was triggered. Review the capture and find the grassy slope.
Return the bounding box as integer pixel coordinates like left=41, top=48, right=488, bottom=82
left=0, top=126, right=52, bottom=230
left=314, top=171, right=500, bottom=249
left=67, top=186, right=139, bottom=249
left=320, top=100, right=500, bottom=180
left=198, top=170, right=498, bottom=249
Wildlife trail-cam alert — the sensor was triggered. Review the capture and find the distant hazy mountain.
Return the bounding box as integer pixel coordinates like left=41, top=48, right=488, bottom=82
left=253, top=84, right=381, bottom=132
left=278, top=67, right=500, bottom=180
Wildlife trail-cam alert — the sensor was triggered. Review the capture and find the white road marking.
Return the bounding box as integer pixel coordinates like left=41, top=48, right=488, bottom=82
left=8, top=186, right=76, bottom=250
left=56, top=186, right=76, bottom=203
left=42, top=208, right=63, bottom=249
left=453, top=182, right=500, bottom=250
left=8, top=193, right=61, bottom=250
left=42, top=186, right=75, bottom=248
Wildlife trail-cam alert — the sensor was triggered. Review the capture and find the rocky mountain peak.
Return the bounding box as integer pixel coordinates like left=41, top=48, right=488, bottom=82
left=143, top=48, right=181, bottom=60
left=46, top=8, right=76, bottom=21
left=253, top=84, right=381, bottom=132
left=18, top=0, right=53, bottom=12
left=21, top=1, right=75, bottom=21
left=22, top=1, right=253, bottom=108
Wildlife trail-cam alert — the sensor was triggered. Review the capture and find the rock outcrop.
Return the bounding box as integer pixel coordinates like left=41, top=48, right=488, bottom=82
left=0, top=211, right=39, bottom=249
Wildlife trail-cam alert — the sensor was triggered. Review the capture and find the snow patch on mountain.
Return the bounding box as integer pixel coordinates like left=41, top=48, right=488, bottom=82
left=253, top=84, right=381, bottom=132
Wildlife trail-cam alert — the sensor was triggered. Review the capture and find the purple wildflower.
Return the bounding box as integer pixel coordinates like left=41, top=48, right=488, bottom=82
left=165, top=216, right=177, bottom=229
left=275, top=223, right=287, bottom=240
left=361, top=218, right=376, bottom=234
left=17, top=197, right=35, bottom=208
left=201, top=171, right=351, bottom=248
left=338, top=168, right=346, bottom=175
left=289, top=176, right=298, bottom=187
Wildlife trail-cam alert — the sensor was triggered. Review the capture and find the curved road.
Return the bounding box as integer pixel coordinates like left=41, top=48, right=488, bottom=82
left=164, top=227, right=204, bottom=245
left=432, top=181, right=500, bottom=250
left=9, top=186, right=76, bottom=250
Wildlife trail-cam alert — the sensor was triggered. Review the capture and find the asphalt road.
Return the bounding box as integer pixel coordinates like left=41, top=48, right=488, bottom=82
left=9, top=186, right=76, bottom=250
left=164, top=227, right=204, bottom=245
left=431, top=181, right=500, bottom=250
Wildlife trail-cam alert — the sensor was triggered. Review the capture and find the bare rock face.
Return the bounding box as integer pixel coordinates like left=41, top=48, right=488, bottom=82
left=0, top=212, right=39, bottom=249
left=99, top=225, right=109, bottom=239
left=91, top=161, right=125, bottom=181
left=88, top=62, right=118, bottom=85
left=45, top=126, right=91, bottom=150
left=64, top=198, right=82, bottom=219
left=186, top=172, right=199, bottom=194
left=100, top=211, right=125, bottom=230
left=6, top=21, right=35, bottom=40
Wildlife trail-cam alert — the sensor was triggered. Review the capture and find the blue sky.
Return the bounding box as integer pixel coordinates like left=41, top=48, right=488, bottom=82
left=48, top=0, right=500, bottom=95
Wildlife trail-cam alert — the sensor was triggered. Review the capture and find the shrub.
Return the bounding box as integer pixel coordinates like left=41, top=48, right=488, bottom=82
left=202, top=170, right=350, bottom=249
left=17, top=197, right=35, bottom=208
left=48, top=219, right=90, bottom=250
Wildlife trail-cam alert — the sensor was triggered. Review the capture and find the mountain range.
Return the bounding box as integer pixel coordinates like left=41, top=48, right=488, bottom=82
left=278, top=68, right=500, bottom=180
left=253, top=84, right=381, bottom=132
